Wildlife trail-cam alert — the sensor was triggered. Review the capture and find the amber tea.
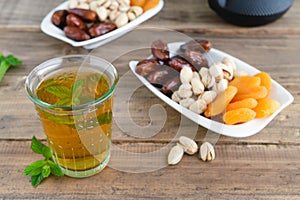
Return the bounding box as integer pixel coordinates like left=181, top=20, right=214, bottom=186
left=25, top=55, right=118, bottom=178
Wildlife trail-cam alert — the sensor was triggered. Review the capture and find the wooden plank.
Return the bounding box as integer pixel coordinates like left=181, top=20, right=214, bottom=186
left=0, top=141, right=299, bottom=199
left=0, top=31, right=299, bottom=144
left=0, top=0, right=300, bottom=35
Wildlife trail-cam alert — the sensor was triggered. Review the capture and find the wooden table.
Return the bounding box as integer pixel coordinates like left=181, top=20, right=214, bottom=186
left=1, top=0, right=299, bottom=199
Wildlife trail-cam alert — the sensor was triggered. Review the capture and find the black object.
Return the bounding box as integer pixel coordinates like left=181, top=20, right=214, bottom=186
left=208, top=0, right=295, bottom=27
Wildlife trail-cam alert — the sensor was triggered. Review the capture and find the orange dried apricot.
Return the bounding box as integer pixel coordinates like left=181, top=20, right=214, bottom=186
left=232, top=86, right=268, bottom=101
left=223, top=108, right=256, bottom=125
left=254, top=72, right=272, bottom=95
left=131, top=0, right=146, bottom=7
left=252, top=98, right=280, bottom=118
left=226, top=98, right=258, bottom=111
left=143, top=0, right=160, bottom=11
left=229, top=76, right=261, bottom=91
left=204, top=85, right=238, bottom=117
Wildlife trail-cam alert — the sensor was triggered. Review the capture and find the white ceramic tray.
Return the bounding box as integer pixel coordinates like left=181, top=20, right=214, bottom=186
left=41, top=0, right=164, bottom=49
left=129, top=42, right=294, bottom=138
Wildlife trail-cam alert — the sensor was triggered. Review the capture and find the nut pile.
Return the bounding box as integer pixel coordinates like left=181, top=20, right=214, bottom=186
left=135, top=39, right=280, bottom=125
left=171, top=57, right=237, bottom=115
left=68, top=0, right=143, bottom=28
left=167, top=136, right=215, bottom=165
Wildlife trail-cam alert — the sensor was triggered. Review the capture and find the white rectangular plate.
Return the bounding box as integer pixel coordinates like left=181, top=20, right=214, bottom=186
left=129, top=42, right=294, bottom=138
left=41, top=0, right=164, bottom=49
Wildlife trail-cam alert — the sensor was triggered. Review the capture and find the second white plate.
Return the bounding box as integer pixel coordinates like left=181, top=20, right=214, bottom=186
left=129, top=42, right=294, bottom=138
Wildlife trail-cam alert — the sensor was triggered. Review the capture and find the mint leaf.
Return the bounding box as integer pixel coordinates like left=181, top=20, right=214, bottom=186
left=54, top=97, right=72, bottom=106
left=31, top=174, right=46, bottom=187
left=97, top=111, right=112, bottom=125
left=0, top=54, right=22, bottom=81
left=42, top=165, right=51, bottom=178
left=23, top=136, right=64, bottom=187
left=46, top=85, right=71, bottom=99
left=71, top=79, right=84, bottom=99
left=48, top=160, right=63, bottom=176
left=31, top=136, right=52, bottom=159
left=23, top=160, right=47, bottom=176
left=4, top=54, right=22, bottom=65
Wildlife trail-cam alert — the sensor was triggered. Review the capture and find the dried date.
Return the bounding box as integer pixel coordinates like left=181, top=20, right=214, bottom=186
left=184, top=49, right=208, bottom=69
left=168, top=56, right=197, bottom=72
left=180, top=39, right=212, bottom=53
left=64, top=26, right=90, bottom=41
left=146, top=66, right=178, bottom=88
left=160, top=76, right=181, bottom=97
left=151, top=39, right=170, bottom=61
left=88, top=22, right=117, bottom=38
left=68, top=8, right=97, bottom=22
left=135, top=59, right=160, bottom=77
left=51, top=10, right=68, bottom=29
left=66, top=14, right=87, bottom=31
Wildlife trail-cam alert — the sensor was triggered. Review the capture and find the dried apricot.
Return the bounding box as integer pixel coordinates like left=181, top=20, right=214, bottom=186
left=252, top=98, right=280, bottom=118
left=204, top=85, right=238, bottom=117
left=131, top=0, right=146, bottom=7
left=229, top=76, right=261, bottom=91
left=143, top=0, right=160, bottom=11
left=254, top=72, right=272, bottom=95
left=232, top=86, right=268, bottom=101
left=226, top=98, right=258, bottom=111
left=223, top=108, right=256, bottom=125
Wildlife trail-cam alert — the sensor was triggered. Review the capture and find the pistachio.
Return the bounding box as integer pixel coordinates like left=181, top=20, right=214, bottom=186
left=109, top=0, right=119, bottom=10
left=129, top=6, right=143, bottom=16
left=115, top=12, right=128, bottom=27
left=171, top=91, right=181, bottom=103
left=77, top=3, right=90, bottom=9
left=209, top=62, right=224, bottom=81
left=180, top=66, right=193, bottom=84
left=96, top=6, right=108, bottom=21
left=168, top=145, right=184, bottom=165
left=178, top=136, right=198, bottom=155
left=220, top=62, right=234, bottom=81
left=192, top=71, right=200, bottom=80
left=179, top=98, right=195, bottom=108
left=119, top=3, right=130, bottom=12
left=222, top=57, right=236, bottom=72
left=191, top=77, right=204, bottom=96
left=177, top=83, right=192, bottom=99
left=109, top=9, right=120, bottom=21
left=103, top=0, right=112, bottom=8
left=199, top=142, right=215, bottom=161
left=189, top=99, right=207, bottom=114
left=200, top=90, right=217, bottom=104
left=200, top=67, right=215, bottom=88
left=216, top=79, right=228, bottom=93
left=89, top=1, right=99, bottom=11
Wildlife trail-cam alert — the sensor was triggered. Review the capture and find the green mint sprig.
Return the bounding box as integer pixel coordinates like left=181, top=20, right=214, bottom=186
left=0, top=54, right=22, bottom=81
left=46, top=79, right=84, bottom=106
left=23, top=136, right=63, bottom=187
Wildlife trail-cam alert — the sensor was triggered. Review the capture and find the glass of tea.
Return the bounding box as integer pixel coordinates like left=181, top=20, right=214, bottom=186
left=25, top=55, right=118, bottom=178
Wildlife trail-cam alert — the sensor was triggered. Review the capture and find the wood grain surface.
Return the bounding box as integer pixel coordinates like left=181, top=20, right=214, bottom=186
left=0, top=0, right=299, bottom=199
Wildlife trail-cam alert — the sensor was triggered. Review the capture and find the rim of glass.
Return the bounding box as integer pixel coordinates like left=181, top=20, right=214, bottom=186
left=25, top=55, right=119, bottom=111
